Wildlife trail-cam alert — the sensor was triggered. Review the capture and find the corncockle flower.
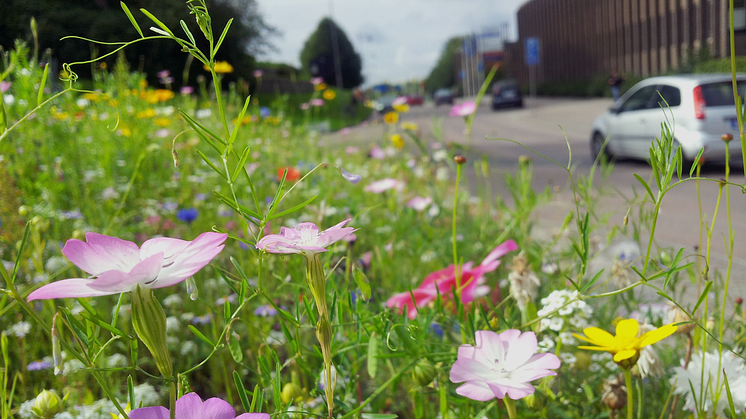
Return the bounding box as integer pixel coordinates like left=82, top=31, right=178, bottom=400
left=387, top=240, right=519, bottom=318
left=310, top=98, right=325, bottom=107
left=0, top=81, right=10, bottom=93
left=130, top=392, right=269, bottom=419
left=574, top=318, right=676, bottom=369
left=364, top=178, right=404, bottom=193
left=180, top=86, right=194, bottom=95
left=407, top=196, right=433, bottom=211
left=449, top=101, right=476, bottom=117
left=28, top=232, right=227, bottom=380
left=256, top=219, right=356, bottom=419
left=671, top=350, right=746, bottom=415
left=369, top=146, right=385, bottom=160
left=450, top=330, right=560, bottom=402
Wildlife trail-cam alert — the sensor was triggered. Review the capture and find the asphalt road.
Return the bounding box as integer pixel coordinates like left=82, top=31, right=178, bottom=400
left=336, top=97, right=746, bottom=302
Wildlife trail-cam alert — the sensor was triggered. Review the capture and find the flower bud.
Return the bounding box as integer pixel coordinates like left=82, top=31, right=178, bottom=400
left=736, top=297, right=743, bottom=305
left=131, top=286, right=173, bottom=379
left=32, top=390, right=63, bottom=419
left=614, top=351, right=640, bottom=370
left=51, top=314, right=63, bottom=375
left=722, top=133, right=734, bottom=142
left=602, top=376, right=627, bottom=411
left=453, top=155, right=466, bottom=165
left=281, top=382, right=304, bottom=404
left=412, top=358, right=436, bottom=387
left=518, top=155, right=532, bottom=165
left=18, top=206, right=29, bottom=216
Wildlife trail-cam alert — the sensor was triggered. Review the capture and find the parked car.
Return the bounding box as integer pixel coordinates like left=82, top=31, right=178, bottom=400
left=405, top=95, right=424, bottom=106
left=433, top=88, right=455, bottom=106
left=590, top=74, right=746, bottom=163
left=372, top=95, right=396, bottom=113
left=491, top=80, right=523, bottom=109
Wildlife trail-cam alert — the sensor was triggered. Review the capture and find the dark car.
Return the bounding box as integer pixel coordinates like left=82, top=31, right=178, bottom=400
left=405, top=95, right=424, bottom=106
left=433, top=89, right=455, bottom=106
left=492, top=80, right=523, bottom=109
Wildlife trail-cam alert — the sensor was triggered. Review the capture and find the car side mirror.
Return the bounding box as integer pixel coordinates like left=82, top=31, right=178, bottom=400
left=609, top=106, right=621, bottom=114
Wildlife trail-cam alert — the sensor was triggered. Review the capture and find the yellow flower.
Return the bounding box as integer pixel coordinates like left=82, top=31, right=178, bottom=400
left=110, top=403, right=131, bottom=419
left=154, top=117, right=171, bottom=127
left=137, top=109, right=156, bottom=119
left=233, top=115, right=252, bottom=126
left=315, top=83, right=327, bottom=91
left=207, top=61, right=234, bottom=73
left=119, top=127, right=132, bottom=137
left=83, top=93, right=101, bottom=102
left=139, top=79, right=148, bottom=89
left=393, top=103, right=410, bottom=113
left=390, top=133, right=405, bottom=149
left=323, top=89, right=336, bottom=100
left=574, top=318, right=677, bottom=369
left=154, top=89, right=174, bottom=102
left=401, top=122, right=419, bottom=131
left=383, top=112, right=399, bottom=125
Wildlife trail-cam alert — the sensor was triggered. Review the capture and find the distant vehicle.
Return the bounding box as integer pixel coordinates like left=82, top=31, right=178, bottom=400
left=373, top=95, right=396, bottom=113
left=591, top=74, right=745, bottom=163
left=491, top=80, right=523, bottom=109
left=405, top=95, right=424, bottom=106
left=433, top=89, right=455, bottom=106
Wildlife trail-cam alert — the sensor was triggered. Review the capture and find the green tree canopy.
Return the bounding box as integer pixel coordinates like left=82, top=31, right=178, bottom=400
left=300, top=17, right=363, bottom=89
left=425, top=36, right=461, bottom=93
left=0, top=0, right=274, bottom=85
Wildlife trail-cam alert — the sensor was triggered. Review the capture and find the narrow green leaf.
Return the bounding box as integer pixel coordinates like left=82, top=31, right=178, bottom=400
left=273, top=361, right=281, bottom=411
left=693, top=281, right=713, bottom=314
left=0, top=96, right=8, bottom=131
left=139, top=8, right=173, bottom=36
left=130, top=338, right=138, bottom=367
left=10, top=223, right=31, bottom=285
left=233, top=371, right=251, bottom=412
left=581, top=268, right=604, bottom=294
left=179, top=20, right=196, bottom=46
left=60, top=308, right=89, bottom=349
left=248, top=384, right=260, bottom=413
left=723, top=372, right=738, bottom=419
left=228, top=333, right=243, bottom=363
left=78, top=311, right=127, bottom=337
left=196, top=150, right=228, bottom=180
left=664, top=248, right=685, bottom=290
left=36, top=63, right=49, bottom=107
left=266, top=170, right=287, bottom=218
left=231, top=146, right=251, bottom=183
left=188, top=325, right=215, bottom=346
left=361, top=414, right=398, bottom=419
left=353, top=265, right=371, bottom=301
left=179, top=109, right=225, bottom=148
left=690, top=147, right=705, bottom=176
left=634, top=173, right=656, bottom=202
left=267, top=195, right=318, bottom=220
left=213, top=18, right=234, bottom=57
left=213, top=191, right=262, bottom=220
left=120, top=2, right=144, bottom=38
left=228, top=95, right=251, bottom=146
left=676, top=146, right=683, bottom=179
left=393, top=324, right=419, bottom=355
left=128, top=375, right=136, bottom=408
left=367, top=332, right=378, bottom=378
left=303, top=296, right=317, bottom=325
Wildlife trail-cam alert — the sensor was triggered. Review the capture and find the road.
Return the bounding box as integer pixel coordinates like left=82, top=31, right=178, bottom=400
left=335, top=97, right=746, bottom=303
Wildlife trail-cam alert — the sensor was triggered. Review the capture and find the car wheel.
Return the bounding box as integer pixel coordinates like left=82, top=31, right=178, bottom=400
left=590, top=132, right=612, bottom=160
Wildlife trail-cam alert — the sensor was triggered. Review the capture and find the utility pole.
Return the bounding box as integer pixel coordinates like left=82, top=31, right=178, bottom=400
left=328, top=0, right=344, bottom=89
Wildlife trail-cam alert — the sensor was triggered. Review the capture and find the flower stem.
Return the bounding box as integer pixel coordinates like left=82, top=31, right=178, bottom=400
left=504, top=398, right=517, bottom=419
left=624, top=369, right=634, bottom=419
left=453, top=161, right=463, bottom=296
left=168, top=380, right=176, bottom=419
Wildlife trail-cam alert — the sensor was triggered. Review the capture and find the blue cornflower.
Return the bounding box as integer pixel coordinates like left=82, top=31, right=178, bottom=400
left=177, top=208, right=199, bottom=224
left=254, top=305, right=277, bottom=317
left=260, top=107, right=271, bottom=118
left=430, top=323, right=444, bottom=339
left=27, top=360, right=53, bottom=371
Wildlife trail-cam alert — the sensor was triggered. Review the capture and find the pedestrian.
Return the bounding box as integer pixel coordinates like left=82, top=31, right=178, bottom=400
left=608, top=71, right=624, bottom=103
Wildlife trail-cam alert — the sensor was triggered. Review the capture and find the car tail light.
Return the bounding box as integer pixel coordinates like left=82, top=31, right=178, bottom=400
left=693, top=85, right=706, bottom=119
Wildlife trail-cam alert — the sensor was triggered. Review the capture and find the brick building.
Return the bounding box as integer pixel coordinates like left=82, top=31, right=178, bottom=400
left=506, top=0, right=746, bottom=87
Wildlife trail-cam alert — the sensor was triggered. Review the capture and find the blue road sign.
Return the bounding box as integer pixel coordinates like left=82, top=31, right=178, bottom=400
left=525, top=37, right=539, bottom=65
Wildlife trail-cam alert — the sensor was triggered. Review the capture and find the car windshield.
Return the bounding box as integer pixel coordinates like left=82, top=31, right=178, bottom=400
left=700, top=82, right=746, bottom=106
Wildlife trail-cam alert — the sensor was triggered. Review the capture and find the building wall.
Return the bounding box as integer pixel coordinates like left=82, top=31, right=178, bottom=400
left=508, top=0, right=746, bottom=88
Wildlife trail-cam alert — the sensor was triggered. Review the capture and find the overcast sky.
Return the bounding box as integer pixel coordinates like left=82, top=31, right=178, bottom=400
left=255, top=0, right=527, bottom=86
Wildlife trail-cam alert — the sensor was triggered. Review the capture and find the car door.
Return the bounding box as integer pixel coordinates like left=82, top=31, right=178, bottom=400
left=627, top=84, right=682, bottom=157
left=607, top=85, right=660, bottom=157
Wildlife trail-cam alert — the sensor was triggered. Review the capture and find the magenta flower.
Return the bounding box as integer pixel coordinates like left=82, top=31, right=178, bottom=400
left=449, top=101, right=476, bottom=117
left=407, top=196, right=433, bottom=211
left=130, top=392, right=268, bottom=419
left=450, top=330, right=560, bottom=401
left=310, top=98, right=325, bottom=107
left=387, top=240, right=518, bottom=318
left=364, top=178, right=404, bottom=194
left=310, top=77, right=324, bottom=85
left=0, top=81, right=10, bottom=93
left=28, top=232, right=227, bottom=300
left=256, top=219, right=356, bottom=256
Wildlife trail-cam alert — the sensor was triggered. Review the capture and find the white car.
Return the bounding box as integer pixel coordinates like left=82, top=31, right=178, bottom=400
left=591, top=74, right=745, bottom=163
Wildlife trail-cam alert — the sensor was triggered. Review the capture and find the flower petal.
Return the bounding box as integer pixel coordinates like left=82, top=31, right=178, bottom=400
left=129, top=406, right=169, bottom=419
left=480, top=240, right=519, bottom=267
left=637, top=323, right=677, bottom=348
left=63, top=232, right=140, bottom=275
left=613, top=349, right=638, bottom=363
left=489, top=380, right=535, bottom=400
left=236, top=414, right=270, bottom=419
left=449, top=358, right=493, bottom=383
left=504, top=331, right=538, bottom=368
left=88, top=252, right=164, bottom=292
left=27, top=278, right=120, bottom=301
left=175, top=393, right=236, bottom=419
left=579, top=327, right=616, bottom=347
left=150, top=232, right=227, bottom=288
left=615, top=318, right=639, bottom=340
left=455, top=381, right=496, bottom=401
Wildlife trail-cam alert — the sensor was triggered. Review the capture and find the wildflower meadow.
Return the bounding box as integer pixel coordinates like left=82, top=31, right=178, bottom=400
left=1, top=2, right=746, bottom=419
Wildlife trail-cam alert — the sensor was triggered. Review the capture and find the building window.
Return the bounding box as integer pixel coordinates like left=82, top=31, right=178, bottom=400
left=736, top=0, right=746, bottom=31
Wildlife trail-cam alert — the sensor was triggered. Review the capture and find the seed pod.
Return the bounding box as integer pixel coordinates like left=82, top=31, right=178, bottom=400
left=453, top=155, right=466, bottom=165
left=412, top=358, right=436, bottom=387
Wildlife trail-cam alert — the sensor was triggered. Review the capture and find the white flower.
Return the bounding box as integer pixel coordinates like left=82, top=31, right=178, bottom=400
left=64, top=359, right=85, bottom=375
left=101, top=187, right=119, bottom=200
left=10, top=321, right=31, bottom=338
left=537, top=336, right=555, bottom=352
left=3, top=94, right=14, bottom=105
left=18, top=399, right=36, bottom=418
left=163, top=294, right=182, bottom=307
left=106, top=353, right=129, bottom=368
left=134, top=382, right=160, bottom=406
left=45, top=256, right=68, bottom=273
left=432, top=149, right=449, bottom=162
left=195, top=108, right=212, bottom=119
left=180, top=341, right=197, bottom=356
left=671, top=350, right=746, bottom=415
left=166, top=316, right=180, bottom=332
left=547, top=317, right=564, bottom=331
left=435, top=167, right=450, bottom=181
left=559, top=352, right=577, bottom=364
left=76, top=98, right=90, bottom=108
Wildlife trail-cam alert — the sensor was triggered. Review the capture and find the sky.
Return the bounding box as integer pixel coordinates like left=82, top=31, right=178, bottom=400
left=254, top=0, right=527, bottom=86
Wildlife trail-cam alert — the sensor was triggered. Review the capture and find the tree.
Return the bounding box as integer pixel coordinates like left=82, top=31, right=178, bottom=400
left=0, top=0, right=275, bottom=84
left=300, top=17, right=363, bottom=89
left=425, top=36, right=461, bottom=93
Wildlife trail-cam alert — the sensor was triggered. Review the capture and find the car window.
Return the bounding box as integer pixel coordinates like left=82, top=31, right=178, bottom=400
left=619, top=85, right=658, bottom=112
left=656, top=85, right=681, bottom=108
left=700, top=82, right=746, bottom=106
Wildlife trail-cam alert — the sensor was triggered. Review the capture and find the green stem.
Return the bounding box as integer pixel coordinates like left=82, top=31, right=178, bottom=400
left=642, top=198, right=662, bottom=275
left=624, top=369, right=634, bottom=419
left=728, top=0, right=746, bottom=176
left=210, top=69, right=231, bottom=139
left=504, top=398, right=517, bottom=419
left=338, top=359, right=419, bottom=419
left=453, top=162, right=463, bottom=295
left=168, top=380, right=176, bottom=419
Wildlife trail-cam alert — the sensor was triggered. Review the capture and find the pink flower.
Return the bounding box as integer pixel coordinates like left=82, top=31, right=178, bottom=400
left=387, top=240, right=518, bottom=318
left=369, top=146, right=386, bottom=160
left=256, top=219, right=356, bottom=256
left=450, top=330, right=560, bottom=401
left=130, top=392, right=269, bottom=419
left=407, top=196, right=433, bottom=211
left=0, top=81, right=10, bottom=93
left=449, top=101, right=476, bottom=117
left=300, top=102, right=310, bottom=110
left=28, top=232, right=227, bottom=300
left=180, top=86, right=194, bottom=95
left=364, top=178, right=405, bottom=193
left=311, top=77, right=324, bottom=85
left=310, top=98, right=325, bottom=107
left=345, top=146, right=359, bottom=154
left=338, top=127, right=351, bottom=136
left=392, top=96, right=408, bottom=107
left=253, top=70, right=264, bottom=78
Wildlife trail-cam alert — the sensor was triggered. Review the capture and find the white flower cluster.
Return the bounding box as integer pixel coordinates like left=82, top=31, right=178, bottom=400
left=538, top=289, right=593, bottom=334
left=671, top=350, right=746, bottom=416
